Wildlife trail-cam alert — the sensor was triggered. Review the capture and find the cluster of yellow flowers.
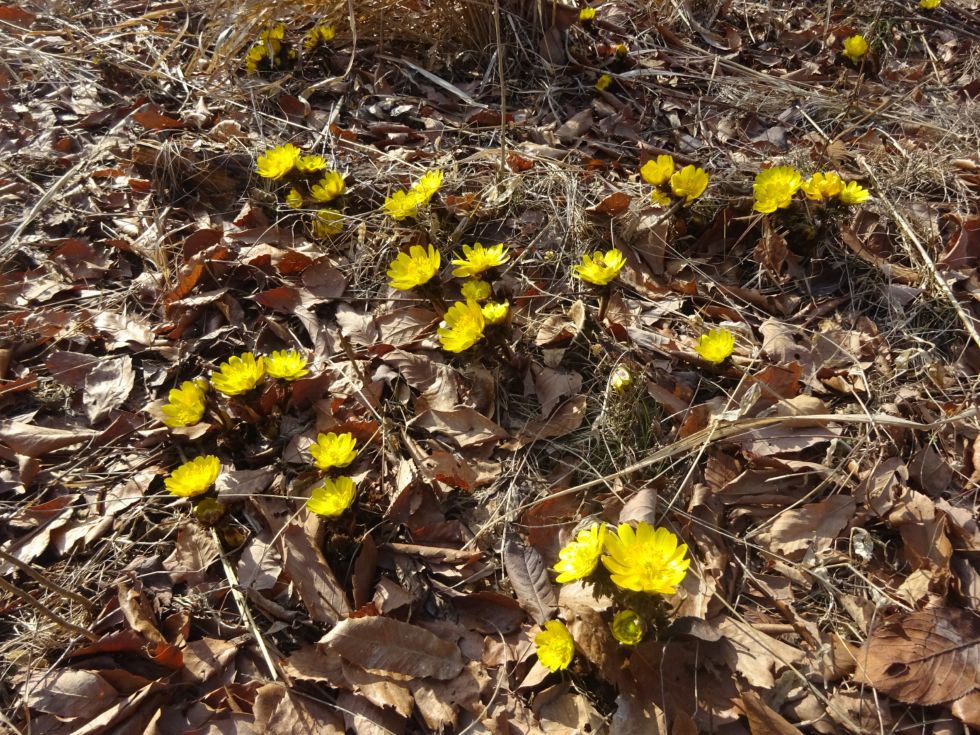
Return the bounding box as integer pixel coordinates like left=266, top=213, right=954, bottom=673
left=306, top=432, right=359, bottom=517
left=753, top=166, right=869, bottom=213
left=640, top=154, right=710, bottom=207
left=383, top=170, right=444, bottom=221
left=255, top=143, right=347, bottom=238
left=534, top=521, right=691, bottom=671
left=245, top=23, right=335, bottom=74
left=157, top=350, right=309, bottom=507
left=386, top=242, right=512, bottom=353
left=244, top=25, right=295, bottom=75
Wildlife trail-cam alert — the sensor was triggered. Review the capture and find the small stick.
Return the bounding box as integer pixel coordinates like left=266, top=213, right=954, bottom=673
left=0, top=576, right=98, bottom=642
left=492, top=0, right=508, bottom=179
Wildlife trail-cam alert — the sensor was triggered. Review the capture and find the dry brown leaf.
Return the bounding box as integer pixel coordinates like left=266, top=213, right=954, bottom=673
left=335, top=690, right=407, bottom=735
left=535, top=301, right=586, bottom=347
left=509, top=395, right=587, bottom=448
left=253, top=682, right=345, bottom=735
left=318, top=615, right=465, bottom=680
left=412, top=407, right=508, bottom=448
left=0, top=421, right=98, bottom=457
left=25, top=669, right=118, bottom=720
left=162, top=523, right=220, bottom=587
left=281, top=522, right=350, bottom=623
left=760, top=495, right=855, bottom=559
left=853, top=607, right=980, bottom=705
left=952, top=690, right=980, bottom=728
left=341, top=660, right=415, bottom=717
left=740, top=690, right=804, bottom=735
left=717, top=616, right=804, bottom=689
left=619, top=486, right=658, bottom=527
left=503, top=538, right=557, bottom=626
left=532, top=365, right=583, bottom=416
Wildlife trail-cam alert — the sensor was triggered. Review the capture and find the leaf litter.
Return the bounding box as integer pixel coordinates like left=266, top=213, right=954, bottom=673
left=1, top=0, right=979, bottom=733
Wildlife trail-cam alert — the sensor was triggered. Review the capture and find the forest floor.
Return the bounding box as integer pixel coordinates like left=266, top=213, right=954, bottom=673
left=1, top=0, right=980, bottom=733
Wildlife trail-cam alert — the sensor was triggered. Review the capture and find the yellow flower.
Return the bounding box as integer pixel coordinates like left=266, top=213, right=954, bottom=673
left=640, top=155, right=675, bottom=187
left=387, top=245, right=441, bottom=291
left=413, top=170, right=443, bottom=202
left=595, top=74, right=613, bottom=91
left=296, top=155, right=327, bottom=174
left=573, top=248, right=626, bottom=286
left=842, top=34, right=869, bottom=62
left=193, top=497, right=226, bottom=525
left=801, top=171, right=843, bottom=200
left=753, top=166, right=802, bottom=213
left=451, top=242, right=510, bottom=278
left=164, top=455, right=221, bottom=498
left=838, top=180, right=870, bottom=205
left=307, top=476, right=357, bottom=517
left=384, top=189, right=422, bottom=220
left=670, top=165, right=710, bottom=203
left=259, top=24, right=285, bottom=43
left=311, top=171, right=346, bottom=202
left=919, top=0, right=940, bottom=8
left=265, top=350, right=309, bottom=380
left=285, top=188, right=304, bottom=209
left=611, top=610, right=646, bottom=645
left=613, top=43, right=629, bottom=56
left=161, top=379, right=208, bottom=427
left=610, top=366, right=632, bottom=392
left=601, top=522, right=691, bottom=594
left=311, top=208, right=344, bottom=237
left=245, top=43, right=269, bottom=74
left=211, top=353, right=265, bottom=395
left=649, top=189, right=672, bottom=207
left=695, top=328, right=735, bottom=364
left=438, top=300, right=485, bottom=352
left=481, top=300, right=510, bottom=326
left=310, top=431, right=358, bottom=470
left=554, top=523, right=606, bottom=583
left=257, top=143, right=301, bottom=180
left=579, top=7, right=596, bottom=21
left=460, top=279, right=491, bottom=302
left=303, top=24, right=336, bottom=53
left=535, top=620, right=575, bottom=672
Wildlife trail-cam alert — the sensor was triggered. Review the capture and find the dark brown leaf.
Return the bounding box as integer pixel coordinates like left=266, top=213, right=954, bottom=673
left=503, top=538, right=557, bottom=626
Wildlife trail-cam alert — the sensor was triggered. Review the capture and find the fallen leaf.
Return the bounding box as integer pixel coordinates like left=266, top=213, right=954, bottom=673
left=853, top=607, right=980, bottom=705
left=83, top=356, right=134, bottom=423
left=319, top=616, right=465, bottom=680
left=0, top=422, right=98, bottom=457
left=760, top=495, right=855, bottom=559
left=740, top=690, right=804, bottom=735
left=281, top=522, right=350, bottom=623
left=25, top=670, right=118, bottom=719
left=504, top=538, right=557, bottom=626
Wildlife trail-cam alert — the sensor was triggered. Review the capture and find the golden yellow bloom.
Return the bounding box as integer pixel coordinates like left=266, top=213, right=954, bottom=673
left=649, top=189, right=672, bottom=207
left=383, top=189, right=422, bottom=221
left=285, top=188, right=304, bottom=209
left=611, top=610, right=646, bottom=645
left=161, top=379, right=208, bottom=427
left=601, top=522, right=691, bottom=594
left=481, top=300, right=510, bottom=326
left=311, top=171, right=346, bottom=202
left=460, top=279, right=491, bottom=302
left=613, top=43, right=628, bottom=56
left=311, top=209, right=344, bottom=237
left=438, top=300, right=486, bottom=352
left=164, top=455, right=221, bottom=498
left=670, top=165, right=710, bottom=203
left=414, top=170, right=443, bottom=202
left=535, top=620, right=575, bottom=672
left=838, top=180, right=870, bottom=205
left=595, top=74, right=613, bottom=91
left=307, top=476, right=357, bottom=517
left=259, top=24, right=285, bottom=43
left=695, top=328, right=735, bottom=364
left=211, top=353, right=266, bottom=396
left=387, top=245, right=441, bottom=291
left=579, top=7, right=596, bottom=21
left=640, top=155, right=675, bottom=187
left=451, top=242, right=510, bottom=278
left=265, top=350, right=309, bottom=381
left=245, top=44, right=270, bottom=74
left=919, top=0, right=940, bottom=8
left=296, top=155, right=327, bottom=174
left=610, top=366, right=632, bottom=392
left=753, top=166, right=802, bottom=213
left=303, top=24, right=336, bottom=53
left=257, top=144, right=301, bottom=180
left=801, top=171, right=844, bottom=200
left=573, top=248, right=626, bottom=286
left=842, top=34, right=869, bottom=62
left=554, top=523, right=606, bottom=583
left=310, top=431, right=358, bottom=470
